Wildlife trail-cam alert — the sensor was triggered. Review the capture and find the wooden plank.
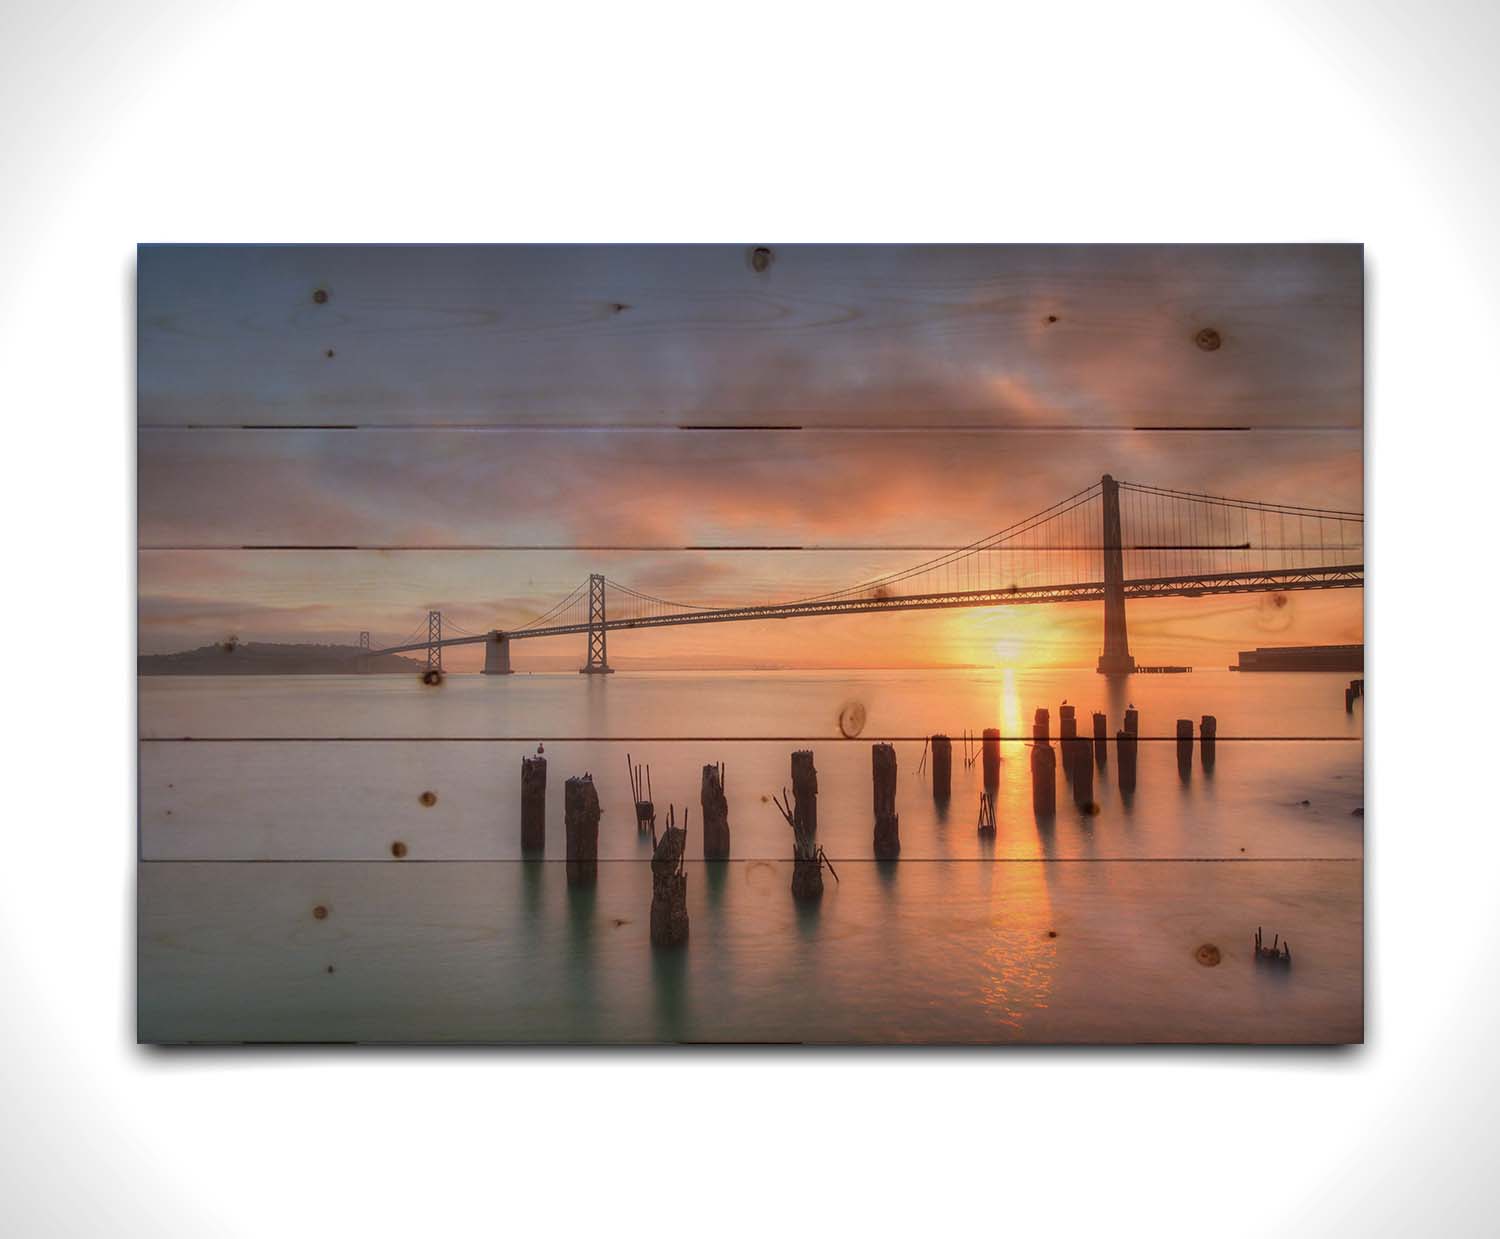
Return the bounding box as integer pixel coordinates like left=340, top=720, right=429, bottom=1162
left=140, top=738, right=1363, bottom=862
left=138, top=426, right=1363, bottom=548
left=138, top=533, right=1365, bottom=734
left=138, top=244, right=1362, bottom=429
left=138, top=658, right=1366, bottom=741
left=137, top=858, right=1363, bottom=1043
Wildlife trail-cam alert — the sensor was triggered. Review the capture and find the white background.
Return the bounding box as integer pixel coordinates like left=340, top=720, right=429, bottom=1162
left=1, top=1, right=1496, bottom=1234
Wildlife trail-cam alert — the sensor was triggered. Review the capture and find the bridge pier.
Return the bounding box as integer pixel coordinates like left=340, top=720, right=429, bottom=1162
left=482, top=631, right=513, bottom=674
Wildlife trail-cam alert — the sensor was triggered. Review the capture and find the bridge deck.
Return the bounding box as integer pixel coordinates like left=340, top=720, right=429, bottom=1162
left=368, top=564, right=1362, bottom=656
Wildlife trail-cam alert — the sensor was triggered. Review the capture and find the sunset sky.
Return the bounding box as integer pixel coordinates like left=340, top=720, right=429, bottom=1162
left=138, top=245, right=1363, bottom=670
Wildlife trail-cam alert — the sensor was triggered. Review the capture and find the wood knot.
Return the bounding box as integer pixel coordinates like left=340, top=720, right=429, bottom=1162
left=1045, top=314, right=1058, bottom=324
left=419, top=791, right=437, bottom=807
left=1194, top=327, right=1221, bottom=351
left=312, top=905, right=328, bottom=920
left=422, top=669, right=444, bottom=686
left=324, top=348, right=335, bottom=359
left=312, top=288, right=329, bottom=304
left=1195, top=943, right=1221, bottom=966
left=749, top=246, right=774, bottom=273
left=391, top=840, right=408, bottom=858
left=837, top=700, right=867, bottom=738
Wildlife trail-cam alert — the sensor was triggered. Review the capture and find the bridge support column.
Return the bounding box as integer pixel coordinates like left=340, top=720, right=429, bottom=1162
left=579, top=573, right=614, bottom=674
left=1097, top=474, right=1137, bottom=676
left=482, top=631, right=513, bottom=675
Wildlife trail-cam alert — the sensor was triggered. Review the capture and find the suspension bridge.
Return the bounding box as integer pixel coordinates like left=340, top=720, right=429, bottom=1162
left=360, top=475, right=1363, bottom=676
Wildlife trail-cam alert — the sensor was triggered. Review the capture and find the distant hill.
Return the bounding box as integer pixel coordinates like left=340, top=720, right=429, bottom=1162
left=138, top=641, right=427, bottom=675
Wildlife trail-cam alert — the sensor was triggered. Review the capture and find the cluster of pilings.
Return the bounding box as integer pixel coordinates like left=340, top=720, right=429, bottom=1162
left=523, top=706, right=1234, bottom=940
left=1027, top=704, right=1221, bottom=807
left=1174, top=715, right=1217, bottom=780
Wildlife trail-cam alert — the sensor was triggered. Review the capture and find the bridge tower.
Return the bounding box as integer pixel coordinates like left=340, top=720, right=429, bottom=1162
left=579, top=574, right=614, bottom=674
left=427, top=610, right=442, bottom=673
left=1096, top=474, right=1136, bottom=676
left=357, top=629, right=370, bottom=674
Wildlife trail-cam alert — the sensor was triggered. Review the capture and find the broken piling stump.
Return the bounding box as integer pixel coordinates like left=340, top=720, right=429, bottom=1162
left=1092, top=712, right=1108, bottom=767
left=1176, top=719, right=1194, bottom=780
left=776, top=758, right=827, bottom=900
left=930, top=734, right=952, bottom=801
left=701, top=762, right=730, bottom=859
left=1345, top=686, right=1354, bottom=713
left=626, top=754, right=655, bottom=832
left=982, top=727, right=1001, bottom=788
left=872, top=742, right=900, bottom=859
left=1033, top=707, right=1050, bottom=745
left=1117, top=729, right=1137, bottom=793
left=976, top=791, right=996, bottom=836
left=1200, top=715, right=1217, bottom=770
left=1254, top=925, right=1292, bottom=965
left=521, top=754, right=546, bottom=854
left=649, top=807, right=690, bottom=948
left=1124, top=706, right=1139, bottom=736
left=564, top=774, right=600, bottom=886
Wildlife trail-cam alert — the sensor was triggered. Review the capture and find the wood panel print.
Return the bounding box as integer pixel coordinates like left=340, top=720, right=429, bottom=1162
left=137, top=244, right=1364, bottom=1044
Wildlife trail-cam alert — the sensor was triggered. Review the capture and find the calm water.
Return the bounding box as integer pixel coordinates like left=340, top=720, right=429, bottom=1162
left=139, top=669, right=1364, bottom=1043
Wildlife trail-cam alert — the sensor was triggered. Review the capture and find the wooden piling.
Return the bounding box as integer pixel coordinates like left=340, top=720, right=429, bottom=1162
left=1175, top=719, right=1193, bottom=780
left=564, top=774, right=600, bottom=886
left=930, top=734, right=952, bottom=801
left=1071, top=734, right=1095, bottom=808
left=1345, top=687, right=1354, bottom=713
left=1059, top=704, right=1076, bottom=734
left=1117, top=729, right=1137, bottom=793
left=872, top=742, right=900, bottom=859
left=1059, top=704, right=1080, bottom=785
left=1092, top=712, right=1108, bottom=767
left=520, top=755, right=546, bottom=854
left=792, top=750, right=818, bottom=839
left=701, top=763, right=730, bottom=859
left=649, top=810, right=689, bottom=948
left=1200, top=715, right=1217, bottom=770
left=982, top=727, right=1001, bottom=788
left=789, top=751, right=823, bottom=899
left=1031, top=740, right=1056, bottom=817
left=1033, top=707, right=1050, bottom=745
left=1124, top=706, right=1139, bottom=736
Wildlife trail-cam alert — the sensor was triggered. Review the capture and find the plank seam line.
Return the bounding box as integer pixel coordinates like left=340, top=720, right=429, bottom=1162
left=138, top=422, right=1362, bottom=434
left=137, top=735, right=1364, bottom=743
left=138, top=856, right=1362, bottom=865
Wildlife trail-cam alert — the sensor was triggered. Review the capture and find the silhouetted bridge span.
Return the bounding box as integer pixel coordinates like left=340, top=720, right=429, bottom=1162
left=363, top=475, right=1363, bottom=677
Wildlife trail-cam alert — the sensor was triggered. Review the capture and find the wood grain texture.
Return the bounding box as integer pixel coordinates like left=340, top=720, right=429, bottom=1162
left=137, top=858, right=1363, bottom=1044
left=139, top=738, right=1363, bottom=862
left=138, top=244, right=1362, bottom=429
left=138, top=426, right=1363, bottom=548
